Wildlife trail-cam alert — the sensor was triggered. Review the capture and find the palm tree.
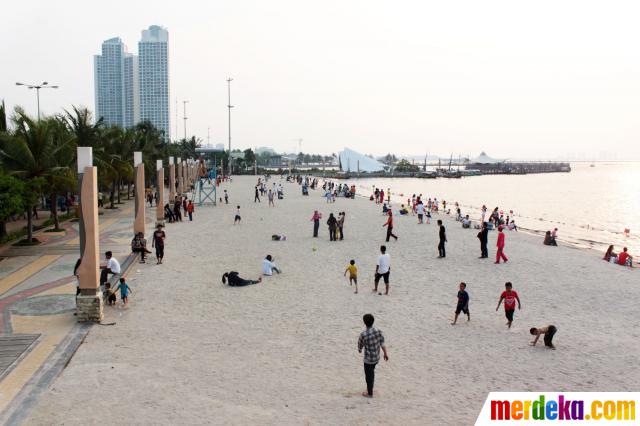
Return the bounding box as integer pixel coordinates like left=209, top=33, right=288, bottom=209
left=0, top=109, right=53, bottom=243
left=47, top=117, right=77, bottom=230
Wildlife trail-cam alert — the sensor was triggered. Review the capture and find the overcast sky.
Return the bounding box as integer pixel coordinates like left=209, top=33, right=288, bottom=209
left=2, top=1, right=639, bottom=159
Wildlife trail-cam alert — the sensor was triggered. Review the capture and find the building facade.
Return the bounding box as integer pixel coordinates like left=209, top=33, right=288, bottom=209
left=94, top=38, right=130, bottom=127
left=138, top=25, right=170, bottom=140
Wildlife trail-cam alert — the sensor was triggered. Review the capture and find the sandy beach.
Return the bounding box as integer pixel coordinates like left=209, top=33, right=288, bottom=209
left=25, top=175, right=639, bottom=425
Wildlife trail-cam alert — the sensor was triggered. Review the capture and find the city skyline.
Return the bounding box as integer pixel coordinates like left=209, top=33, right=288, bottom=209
left=94, top=26, right=169, bottom=138
left=1, top=1, right=640, bottom=159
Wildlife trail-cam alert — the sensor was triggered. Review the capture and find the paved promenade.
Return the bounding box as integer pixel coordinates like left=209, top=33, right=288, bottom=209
left=0, top=197, right=150, bottom=424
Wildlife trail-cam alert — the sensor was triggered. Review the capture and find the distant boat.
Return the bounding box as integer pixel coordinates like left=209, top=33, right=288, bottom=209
left=590, top=163, right=596, bottom=168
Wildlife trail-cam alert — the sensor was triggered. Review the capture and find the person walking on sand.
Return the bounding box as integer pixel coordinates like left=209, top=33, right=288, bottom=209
left=437, top=220, right=447, bottom=258
left=496, top=282, right=521, bottom=328
left=451, top=282, right=470, bottom=325
left=416, top=200, right=425, bottom=224
left=152, top=224, right=166, bottom=264
left=116, top=277, right=132, bottom=306
left=383, top=211, right=398, bottom=242
left=268, top=189, right=275, bottom=207
left=478, top=221, right=489, bottom=258
left=374, top=245, right=391, bottom=295
left=358, top=314, right=389, bottom=398
left=495, top=225, right=508, bottom=264
left=254, top=185, right=261, bottom=203
left=530, top=325, right=558, bottom=349
left=187, top=200, right=194, bottom=221
left=234, top=205, right=242, bottom=225
left=311, top=210, right=322, bottom=237
left=337, top=212, right=345, bottom=241
left=327, top=213, right=338, bottom=241
left=344, top=259, right=358, bottom=293
left=224, top=189, right=229, bottom=204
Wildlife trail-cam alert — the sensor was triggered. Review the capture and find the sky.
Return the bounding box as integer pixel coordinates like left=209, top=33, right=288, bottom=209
left=1, top=1, right=639, bottom=159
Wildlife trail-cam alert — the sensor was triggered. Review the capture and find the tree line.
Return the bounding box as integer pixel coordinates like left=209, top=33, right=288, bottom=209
left=0, top=101, right=210, bottom=244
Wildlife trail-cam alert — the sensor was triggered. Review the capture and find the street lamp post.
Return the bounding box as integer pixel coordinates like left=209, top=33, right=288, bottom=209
left=15, top=81, right=59, bottom=121
left=182, top=100, right=189, bottom=140
left=227, top=78, right=233, bottom=176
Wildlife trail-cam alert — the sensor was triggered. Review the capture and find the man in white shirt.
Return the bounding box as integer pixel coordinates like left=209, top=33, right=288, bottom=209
left=100, top=251, right=121, bottom=285
left=416, top=202, right=425, bottom=224
left=374, top=245, right=391, bottom=295
left=262, top=255, right=281, bottom=276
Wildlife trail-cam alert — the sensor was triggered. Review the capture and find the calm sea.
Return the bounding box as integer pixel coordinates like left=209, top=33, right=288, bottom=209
left=343, top=162, right=640, bottom=255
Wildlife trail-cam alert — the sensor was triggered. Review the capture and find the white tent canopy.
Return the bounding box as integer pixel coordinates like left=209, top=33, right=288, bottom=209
left=338, top=148, right=386, bottom=172
left=470, top=152, right=504, bottom=164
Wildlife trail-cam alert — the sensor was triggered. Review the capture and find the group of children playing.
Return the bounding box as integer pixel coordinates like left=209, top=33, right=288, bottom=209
left=452, top=281, right=556, bottom=349
left=341, top=259, right=556, bottom=349
left=104, top=277, right=132, bottom=307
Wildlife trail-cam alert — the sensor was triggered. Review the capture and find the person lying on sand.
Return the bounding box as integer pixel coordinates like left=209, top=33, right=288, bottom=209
left=222, top=272, right=262, bottom=287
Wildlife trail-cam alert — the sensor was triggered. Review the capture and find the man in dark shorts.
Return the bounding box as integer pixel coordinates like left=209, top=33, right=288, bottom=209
left=152, top=224, right=166, bottom=265
left=374, top=245, right=391, bottom=295
left=451, top=282, right=470, bottom=325
left=530, top=325, right=558, bottom=349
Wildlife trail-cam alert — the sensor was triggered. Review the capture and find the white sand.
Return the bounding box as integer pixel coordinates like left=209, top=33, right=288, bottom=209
left=27, top=176, right=639, bottom=425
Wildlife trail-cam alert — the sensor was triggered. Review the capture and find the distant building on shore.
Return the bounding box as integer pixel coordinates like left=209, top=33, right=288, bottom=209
left=338, top=148, right=386, bottom=173
left=93, top=25, right=170, bottom=139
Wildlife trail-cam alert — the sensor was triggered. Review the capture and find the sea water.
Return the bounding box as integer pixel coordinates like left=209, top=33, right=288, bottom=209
left=342, top=162, right=640, bottom=255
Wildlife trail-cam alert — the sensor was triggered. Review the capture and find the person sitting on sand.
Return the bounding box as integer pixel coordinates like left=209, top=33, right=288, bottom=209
left=603, top=245, right=617, bottom=262
left=617, top=247, right=633, bottom=267
left=530, top=325, right=557, bottom=349
left=357, top=314, right=389, bottom=398
left=222, top=272, right=262, bottom=287
left=508, top=221, right=518, bottom=231
left=543, top=231, right=557, bottom=246
left=262, top=255, right=281, bottom=276
left=462, top=215, right=471, bottom=229
left=399, top=205, right=409, bottom=215
left=382, top=203, right=389, bottom=214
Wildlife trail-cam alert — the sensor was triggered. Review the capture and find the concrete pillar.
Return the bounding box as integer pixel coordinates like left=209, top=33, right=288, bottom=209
left=177, top=157, right=183, bottom=194
left=134, top=152, right=145, bottom=236
left=156, top=160, right=164, bottom=223
left=169, top=156, right=176, bottom=202
left=76, top=147, right=103, bottom=322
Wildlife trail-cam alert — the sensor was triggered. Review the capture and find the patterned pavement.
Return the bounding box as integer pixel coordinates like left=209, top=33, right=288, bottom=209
left=0, top=199, right=151, bottom=422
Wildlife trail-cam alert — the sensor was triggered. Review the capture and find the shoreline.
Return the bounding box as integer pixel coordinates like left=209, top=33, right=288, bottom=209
left=25, top=175, right=639, bottom=425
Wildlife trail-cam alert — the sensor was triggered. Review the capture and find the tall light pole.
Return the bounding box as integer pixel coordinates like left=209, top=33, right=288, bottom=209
left=15, top=81, right=59, bottom=121
left=227, top=77, right=233, bottom=176
left=182, top=100, right=189, bottom=140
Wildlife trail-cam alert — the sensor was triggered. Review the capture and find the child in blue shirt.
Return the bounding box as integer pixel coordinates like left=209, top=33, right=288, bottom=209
left=117, top=277, right=132, bottom=305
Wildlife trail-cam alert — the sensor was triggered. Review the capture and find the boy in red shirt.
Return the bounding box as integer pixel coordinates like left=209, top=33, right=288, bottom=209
left=617, top=247, right=632, bottom=266
left=495, top=225, right=508, bottom=264
left=496, top=282, right=521, bottom=328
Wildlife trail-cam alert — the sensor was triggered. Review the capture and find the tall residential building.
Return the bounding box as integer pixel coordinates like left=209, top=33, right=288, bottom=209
left=94, top=38, right=138, bottom=128
left=123, top=53, right=139, bottom=127
left=138, top=25, right=170, bottom=140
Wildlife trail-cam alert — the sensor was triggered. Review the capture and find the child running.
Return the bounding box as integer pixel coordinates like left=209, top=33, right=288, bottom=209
left=234, top=205, right=241, bottom=224
left=344, top=259, right=358, bottom=294
left=496, top=281, right=521, bottom=328
left=451, top=282, right=470, bottom=325
left=117, top=277, right=132, bottom=306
